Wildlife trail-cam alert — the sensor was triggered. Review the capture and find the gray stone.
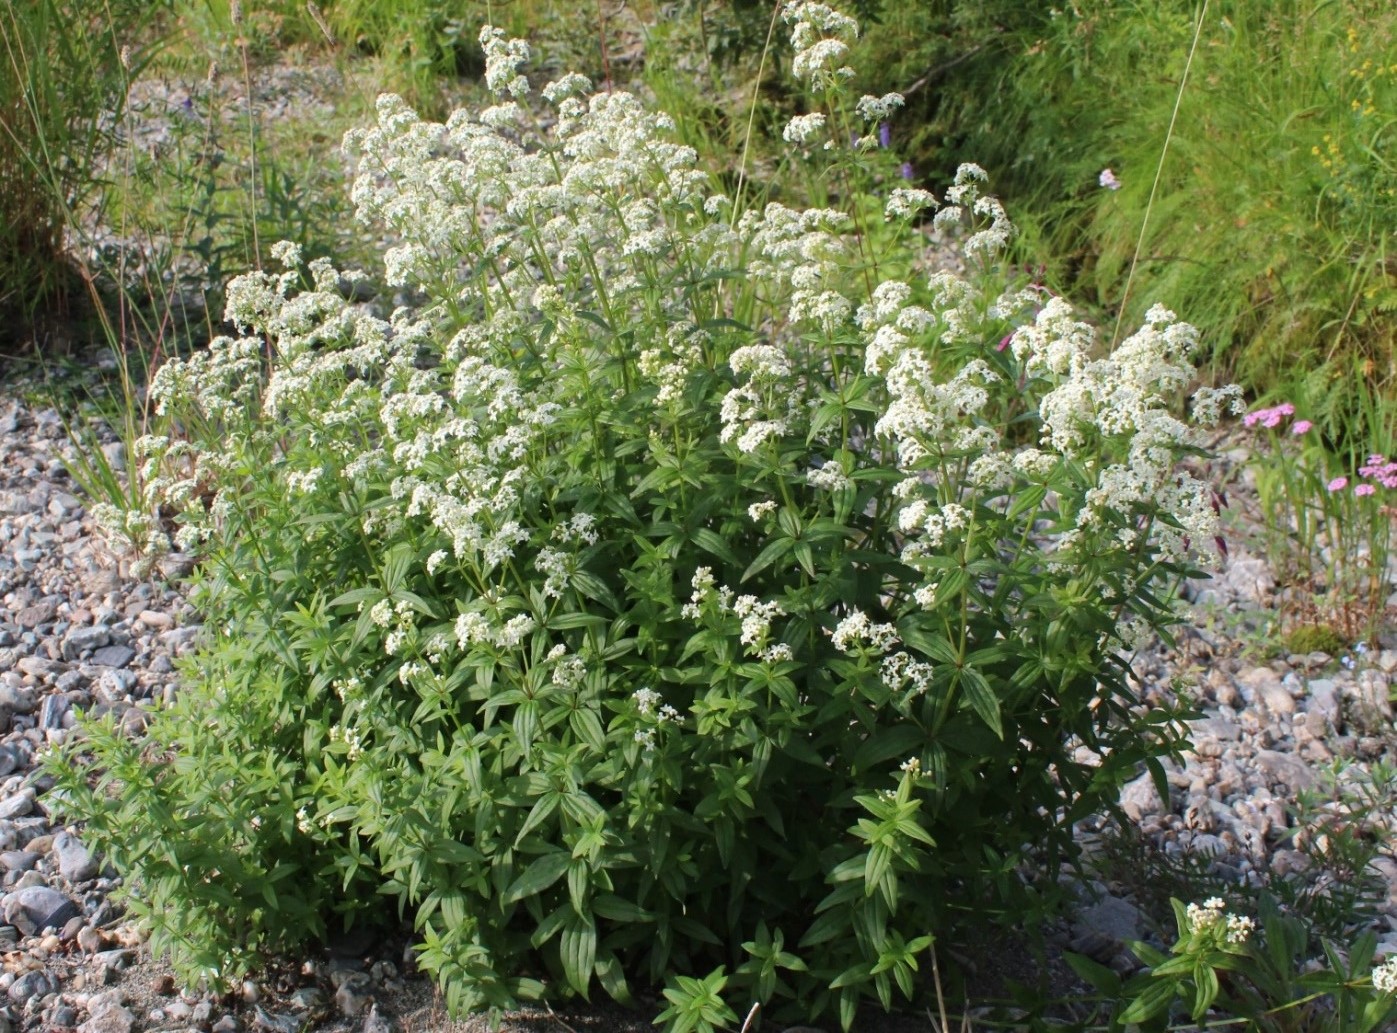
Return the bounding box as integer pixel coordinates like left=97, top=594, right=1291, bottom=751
left=6, top=970, right=53, bottom=1004
left=253, top=1006, right=300, bottom=1033
left=61, top=627, right=109, bottom=661
left=0, top=853, right=37, bottom=874
left=0, top=790, right=34, bottom=821
left=1074, top=894, right=1142, bottom=944
left=1119, top=771, right=1165, bottom=821
left=2, top=885, right=79, bottom=936
left=211, top=1016, right=240, bottom=1033
left=88, top=647, right=134, bottom=669
left=14, top=604, right=55, bottom=630
left=361, top=1004, right=396, bottom=1033
left=79, top=1000, right=135, bottom=1033
left=53, top=832, right=98, bottom=883
left=38, top=695, right=68, bottom=731
left=1253, top=749, right=1316, bottom=791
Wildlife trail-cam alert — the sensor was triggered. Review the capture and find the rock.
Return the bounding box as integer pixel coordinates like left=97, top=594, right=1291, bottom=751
left=61, top=627, right=109, bottom=661
left=361, top=1003, right=396, bottom=1033
left=7, top=970, right=54, bottom=1004
left=88, top=647, right=135, bottom=669
left=211, top=1015, right=240, bottom=1033
left=288, top=987, right=325, bottom=1012
left=1074, top=893, right=1142, bottom=944
left=79, top=1000, right=135, bottom=1033
left=14, top=604, right=55, bottom=630
left=1346, top=670, right=1393, bottom=733
left=0, top=852, right=38, bottom=874
left=2, top=885, right=79, bottom=936
left=253, top=1006, right=300, bottom=1033
left=335, top=984, right=369, bottom=1018
left=1119, top=771, right=1165, bottom=821
left=1253, top=750, right=1316, bottom=792
left=0, top=790, right=34, bottom=820
left=53, top=833, right=98, bottom=883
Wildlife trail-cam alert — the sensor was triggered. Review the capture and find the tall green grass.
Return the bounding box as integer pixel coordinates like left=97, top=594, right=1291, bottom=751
left=893, top=0, right=1396, bottom=433
left=0, top=0, right=169, bottom=350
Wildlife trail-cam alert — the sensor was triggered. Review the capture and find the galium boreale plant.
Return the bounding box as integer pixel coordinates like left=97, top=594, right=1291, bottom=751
left=52, top=5, right=1242, bottom=1028
left=1072, top=895, right=1397, bottom=1033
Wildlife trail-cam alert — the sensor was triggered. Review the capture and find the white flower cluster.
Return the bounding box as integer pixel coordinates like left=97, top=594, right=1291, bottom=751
left=721, top=341, right=795, bottom=453
left=783, top=1, right=859, bottom=86
left=1373, top=957, right=1397, bottom=996
left=881, top=652, right=934, bottom=695
left=855, top=92, right=904, bottom=122
left=455, top=610, right=535, bottom=651
left=479, top=25, right=530, bottom=98
left=1185, top=898, right=1254, bottom=945
left=782, top=112, right=827, bottom=145
left=681, top=568, right=788, bottom=661
left=831, top=609, right=899, bottom=654
left=632, top=687, right=681, bottom=750
left=327, top=725, right=364, bottom=762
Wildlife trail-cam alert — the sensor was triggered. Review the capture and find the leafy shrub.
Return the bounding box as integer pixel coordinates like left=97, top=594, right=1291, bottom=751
left=56, top=7, right=1238, bottom=1028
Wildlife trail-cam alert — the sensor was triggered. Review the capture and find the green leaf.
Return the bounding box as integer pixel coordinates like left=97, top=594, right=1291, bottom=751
left=502, top=851, right=570, bottom=905
left=595, top=950, right=633, bottom=1005
left=560, top=913, right=597, bottom=998
left=1117, top=978, right=1178, bottom=1025
left=958, top=667, right=1002, bottom=739
left=741, top=537, right=794, bottom=582
left=591, top=895, right=654, bottom=923
left=692, top=527, right=738, bottom=565
left=1063, top=952, right=1121, bottom=995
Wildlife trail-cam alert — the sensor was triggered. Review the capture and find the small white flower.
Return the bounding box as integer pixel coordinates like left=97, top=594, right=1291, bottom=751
left=855, top=92, right=905, bottom=122
left=1373, top=957, right=1397, bottom=995
left=783, top=112, right=827, bottom=144
left=748, top=500, right=778, bottom=522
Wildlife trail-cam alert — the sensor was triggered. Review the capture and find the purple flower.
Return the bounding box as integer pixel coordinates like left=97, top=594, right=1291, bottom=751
left=1099, top=168, right=1121, bottom=191
left=1355, top=483, right=1377, bottom=496
left=1291, top=420, right=1312, bottom=435
left=900, top=162, right=914, bottom=180
left=878, top=122, right=891, bottom=148
left=1328, top=476, right=1349, bottom=492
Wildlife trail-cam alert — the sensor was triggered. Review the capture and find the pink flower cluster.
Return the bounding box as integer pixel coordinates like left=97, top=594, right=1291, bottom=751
left=1246, top=402, right=1395, bottom=499
left=1243, top=402, right=1295, bottom=428
left=1360, top=454, right=1397, bottom=489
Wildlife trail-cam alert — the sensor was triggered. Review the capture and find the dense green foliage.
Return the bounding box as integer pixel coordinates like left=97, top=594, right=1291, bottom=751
left=50, top=14, right=1236, bottom=1028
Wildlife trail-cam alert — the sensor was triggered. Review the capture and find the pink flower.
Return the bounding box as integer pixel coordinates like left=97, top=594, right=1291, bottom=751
left=1355, top=483, right=1377, bottom=496
left=1291, top=420, right=1312, bottom=435
left=1328, top=477, right=1349, bottom=492
left=1099, top=168, right=1121, bottom=191
left=1244, top=402, right=1298, bottom=429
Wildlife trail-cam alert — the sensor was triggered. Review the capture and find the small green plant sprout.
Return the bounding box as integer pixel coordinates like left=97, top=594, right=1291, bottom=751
left=1074, top=895, right=1397, bottom=1033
